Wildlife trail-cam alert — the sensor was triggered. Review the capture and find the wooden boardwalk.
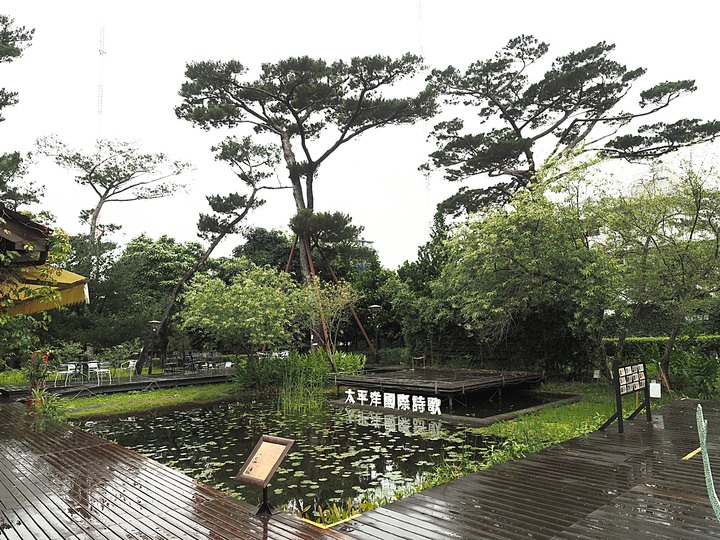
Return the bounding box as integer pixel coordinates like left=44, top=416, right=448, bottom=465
left=0, top=403, right=350, bottom=540
left=338, top=399, right=720, bottom=539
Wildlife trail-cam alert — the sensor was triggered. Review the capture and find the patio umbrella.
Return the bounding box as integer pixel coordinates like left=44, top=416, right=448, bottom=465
left=2, top=265, right=89, bottom=315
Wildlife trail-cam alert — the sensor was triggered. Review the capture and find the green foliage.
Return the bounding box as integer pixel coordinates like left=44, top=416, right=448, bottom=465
left=0, top=313, right=41, bottom=368
left=0, top=152, right=41, bottom=209
left=276, top=367, right=327, bottom=417
left=232, top=227, right=296, bottom=275
left=376, top=347, right=411, bottom=365
left=298, top=277, right=362, bottom=352
left=49, top=340, right=84, bottom=364
left=289, top=210, right=377, bottom=281
left=95, top=339, right=141, bottom=366
left=0, top=15, right=34, bottom=123
left=30, top=387, right=62, bottom=418
left=178, top=53, right=435, bottom=285
left=601, top=164, right=720, bottom=374
left=300, top=498, right=360, bottom=526
left=334, top=351, right=366, bottom=374
left=182, top=259, right=300, bottom=354
left=436, top=169, right=617, bottom=376
left=236, top=350, right=365, bottom=389
left=23, top=350, right=49, bottom=391
left=46, top=235, right=203, bottom=348
left=197, top=136, right=278, bottom=240
left=37, top=137, right=192, bottom=280
left=669, top=345, right=720, bottom=399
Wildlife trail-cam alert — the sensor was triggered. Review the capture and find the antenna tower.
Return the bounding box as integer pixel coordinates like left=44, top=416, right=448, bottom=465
left=96, top=27, right=106, bottom=143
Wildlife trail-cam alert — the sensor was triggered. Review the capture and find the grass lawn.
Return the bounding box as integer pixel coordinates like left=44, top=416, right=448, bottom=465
left=61, top=382, right=242, bottom=419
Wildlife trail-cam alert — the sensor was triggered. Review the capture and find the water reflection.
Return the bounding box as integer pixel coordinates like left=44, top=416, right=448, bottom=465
left=75, top=397, right=487, bottom=514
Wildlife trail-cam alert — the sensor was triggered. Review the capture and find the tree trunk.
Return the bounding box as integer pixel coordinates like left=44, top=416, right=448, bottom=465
left=88, top=195, right=107, bottom=281
left=660, top=311, right=686, bottom=383
left=136, top=188, right=260, bottom=373
left=615, top=302, right=643, bottom=363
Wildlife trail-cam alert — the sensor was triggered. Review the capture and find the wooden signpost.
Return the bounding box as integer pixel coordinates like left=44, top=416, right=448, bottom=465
left=599, top=356, right=652, bottom=433
left=236, top=435, right=294, bottom=515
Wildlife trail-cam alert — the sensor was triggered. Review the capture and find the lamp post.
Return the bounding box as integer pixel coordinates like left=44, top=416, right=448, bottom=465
left=368, top=304, right=381, bottom=364
left=148, top=320, right=161, bottom=375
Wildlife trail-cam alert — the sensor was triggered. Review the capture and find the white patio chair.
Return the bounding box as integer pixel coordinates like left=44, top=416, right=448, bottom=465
left=120, top=359, right=138, bottom=382
left=87, top=361, right=112, bottom=385
left=53, top=363, right=78, bottom=386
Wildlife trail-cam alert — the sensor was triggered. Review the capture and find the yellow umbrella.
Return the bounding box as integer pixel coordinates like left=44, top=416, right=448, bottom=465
left=2, top=265, right=89, bottom=315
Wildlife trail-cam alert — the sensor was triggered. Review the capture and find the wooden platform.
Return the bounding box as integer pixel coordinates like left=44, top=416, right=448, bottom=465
left=332, top=367, right=544, bottom=397
left=338, top=399, right=720, bottom=539
left=0, top=402, right=350, bottom=540
left=1, top=370, right=235, bottom=402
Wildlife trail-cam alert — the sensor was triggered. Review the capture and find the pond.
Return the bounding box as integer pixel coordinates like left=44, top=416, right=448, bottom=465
left=75, top=396, right=488, bottom=517
left=446, top=388, right=554, bottom=417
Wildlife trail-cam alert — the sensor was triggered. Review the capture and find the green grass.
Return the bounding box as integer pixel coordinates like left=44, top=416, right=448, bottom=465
left=62, top=383, right=241, bottom=419
left=0, top=369, right=26, bottom=385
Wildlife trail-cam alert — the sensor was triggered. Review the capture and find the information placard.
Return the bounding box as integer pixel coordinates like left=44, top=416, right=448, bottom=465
left=599, top=356, right=652, bottom=433
left=236, top=435, right=294, bottom=488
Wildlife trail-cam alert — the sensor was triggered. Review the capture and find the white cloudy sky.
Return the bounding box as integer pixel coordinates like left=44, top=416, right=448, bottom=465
left=1, top=1, right=718, bottom=268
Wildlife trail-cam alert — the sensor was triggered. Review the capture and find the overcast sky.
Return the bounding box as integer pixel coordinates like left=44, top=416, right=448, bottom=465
left=1, top=1, right=718, bottom=268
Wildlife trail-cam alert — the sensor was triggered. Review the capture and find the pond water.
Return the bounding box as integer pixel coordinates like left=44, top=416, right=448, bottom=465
left=448, top=388, right=553, bottom=417
left=75, top=396, right=489, bottom=516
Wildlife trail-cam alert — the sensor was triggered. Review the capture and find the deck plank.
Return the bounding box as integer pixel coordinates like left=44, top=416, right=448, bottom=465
left=339, top=399, right=720, bottom=540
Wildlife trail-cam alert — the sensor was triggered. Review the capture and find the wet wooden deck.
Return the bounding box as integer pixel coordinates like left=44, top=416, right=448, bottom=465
left=0, top=403, right=350, bottom=539
left=338, top=399, right=720, bottom=539
left=332, top=367, right=544, bottom=398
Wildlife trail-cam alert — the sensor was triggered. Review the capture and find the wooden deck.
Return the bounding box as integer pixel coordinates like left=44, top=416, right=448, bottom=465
left=338, top=399, right=720, bottom=539
left=0, top=402, right=350, bottom=540
left=332, top=367, right=544, bottom=398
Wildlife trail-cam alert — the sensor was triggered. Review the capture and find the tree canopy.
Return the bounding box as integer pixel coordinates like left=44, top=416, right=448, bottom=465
left=425, top=35, right=720, bottom=216
left=38, top=137, right=193, bottom=280
left=0, top=16, right=39, bottom=209
left=0, top=15, right=33, bottom=123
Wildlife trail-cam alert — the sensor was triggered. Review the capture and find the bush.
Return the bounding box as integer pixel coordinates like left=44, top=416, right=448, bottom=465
left=669, top=345, right=720, bottom=399
left=95, top=339, right=141, bottom=366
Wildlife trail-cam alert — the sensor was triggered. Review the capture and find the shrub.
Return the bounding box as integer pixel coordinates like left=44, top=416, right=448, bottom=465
left=236, top=350, right=365, bottom=389
left=669, top=345, right=720, bottom=399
